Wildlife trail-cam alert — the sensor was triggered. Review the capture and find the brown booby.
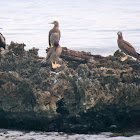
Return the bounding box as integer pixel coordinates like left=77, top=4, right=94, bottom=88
left=48, top=21, right=60, bottom=48
left=46, top=40, right=62, bottom=69
left=117, top=31, right=140, bottom=61
left=0, top=30, right=6, bottom=49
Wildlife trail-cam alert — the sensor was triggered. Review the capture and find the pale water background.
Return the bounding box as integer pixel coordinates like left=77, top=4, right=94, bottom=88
left=0, top=129, right=140, bottom=140
left=0, top=0, right=140, bottom=57
left=0, top=0, right=140, bottom=139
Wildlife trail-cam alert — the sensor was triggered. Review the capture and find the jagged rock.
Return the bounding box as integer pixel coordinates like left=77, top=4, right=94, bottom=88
left=0, top=41, right=139, bottom=133
left=46, top=47, right=104, bottom=69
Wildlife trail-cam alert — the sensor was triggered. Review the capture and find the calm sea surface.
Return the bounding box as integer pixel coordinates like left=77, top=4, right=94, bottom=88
left=0, top=0, right=140, bottom=57
left=0, top=0, right=140, bottom=139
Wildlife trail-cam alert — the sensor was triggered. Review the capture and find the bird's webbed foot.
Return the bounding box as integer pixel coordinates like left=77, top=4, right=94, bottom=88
left=50, top=43, right=54, bottom=48
left=52, top=62, right=61, bottom=69
left=121, top=55, right=128, bottom=61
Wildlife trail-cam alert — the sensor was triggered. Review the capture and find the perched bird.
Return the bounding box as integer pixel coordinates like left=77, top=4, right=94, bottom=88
left=46, top=40, right=62, bottom=69
left=48, top=21, right=60, bottom=48
left=0, top=31, right=6, bottom=49
left=117, top=31, right=140, bottom=61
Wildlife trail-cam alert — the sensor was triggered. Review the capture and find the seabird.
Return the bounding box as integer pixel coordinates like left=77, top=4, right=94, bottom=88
left=46, top=40, right=62, bottom=69
left=0, top=29, right=6, bottom=49
left=117, top=31, right=140, bottom=61
left=49, top=21, right=60, bottom=48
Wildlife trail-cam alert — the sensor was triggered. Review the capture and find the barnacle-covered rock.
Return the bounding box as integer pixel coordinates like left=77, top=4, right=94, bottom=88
left=0, top=42, right=139, bottom=133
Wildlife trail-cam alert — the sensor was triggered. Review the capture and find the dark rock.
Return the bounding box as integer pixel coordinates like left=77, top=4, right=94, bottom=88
left=0, top=42, right=139, bottom=133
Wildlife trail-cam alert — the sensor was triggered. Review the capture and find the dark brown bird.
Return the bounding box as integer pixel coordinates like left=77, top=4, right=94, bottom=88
left=49, top=21, right=61, bottom=48
left=0, top=32, right=6, bottom=49
left=117, top=31, right=140, bottom=61
left=46, top=40, right=62, bottom=69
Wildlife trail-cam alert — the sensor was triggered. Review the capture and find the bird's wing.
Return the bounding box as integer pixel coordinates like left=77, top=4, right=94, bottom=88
left=57, top=46, right=62, bottom=57
left=123, top=40, right=135, bottom=50
left=121, top=40, right=138, bottom=56
left=0, top=33, right=6, bottom=49
left=49, top=29, right=53, bottom=47
left=52, top=46, right=62, bottom=62
left=46, top=48, right=54, bottom=61
left=58, top=30, right=61, bottom=41
left=123, top=40, right=136, bottom=52
left=0, top=33, right=5, bottom=42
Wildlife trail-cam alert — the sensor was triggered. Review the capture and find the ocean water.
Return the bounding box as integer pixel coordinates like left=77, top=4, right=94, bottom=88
left=0, top=129, right=140, bottom=140
left=0, top=0, right=140, bottom=57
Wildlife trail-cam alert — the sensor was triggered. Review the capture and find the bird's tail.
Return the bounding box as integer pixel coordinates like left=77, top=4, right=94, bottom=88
left=137, top=53, right=140, bottom=60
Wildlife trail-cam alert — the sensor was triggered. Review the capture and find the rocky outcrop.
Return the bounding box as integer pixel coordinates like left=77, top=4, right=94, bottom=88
left=0, top=42, right=139, bottom=133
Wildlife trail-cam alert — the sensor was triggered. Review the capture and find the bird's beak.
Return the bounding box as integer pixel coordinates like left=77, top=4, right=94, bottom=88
left=49, top=22, right=54, bottom=24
